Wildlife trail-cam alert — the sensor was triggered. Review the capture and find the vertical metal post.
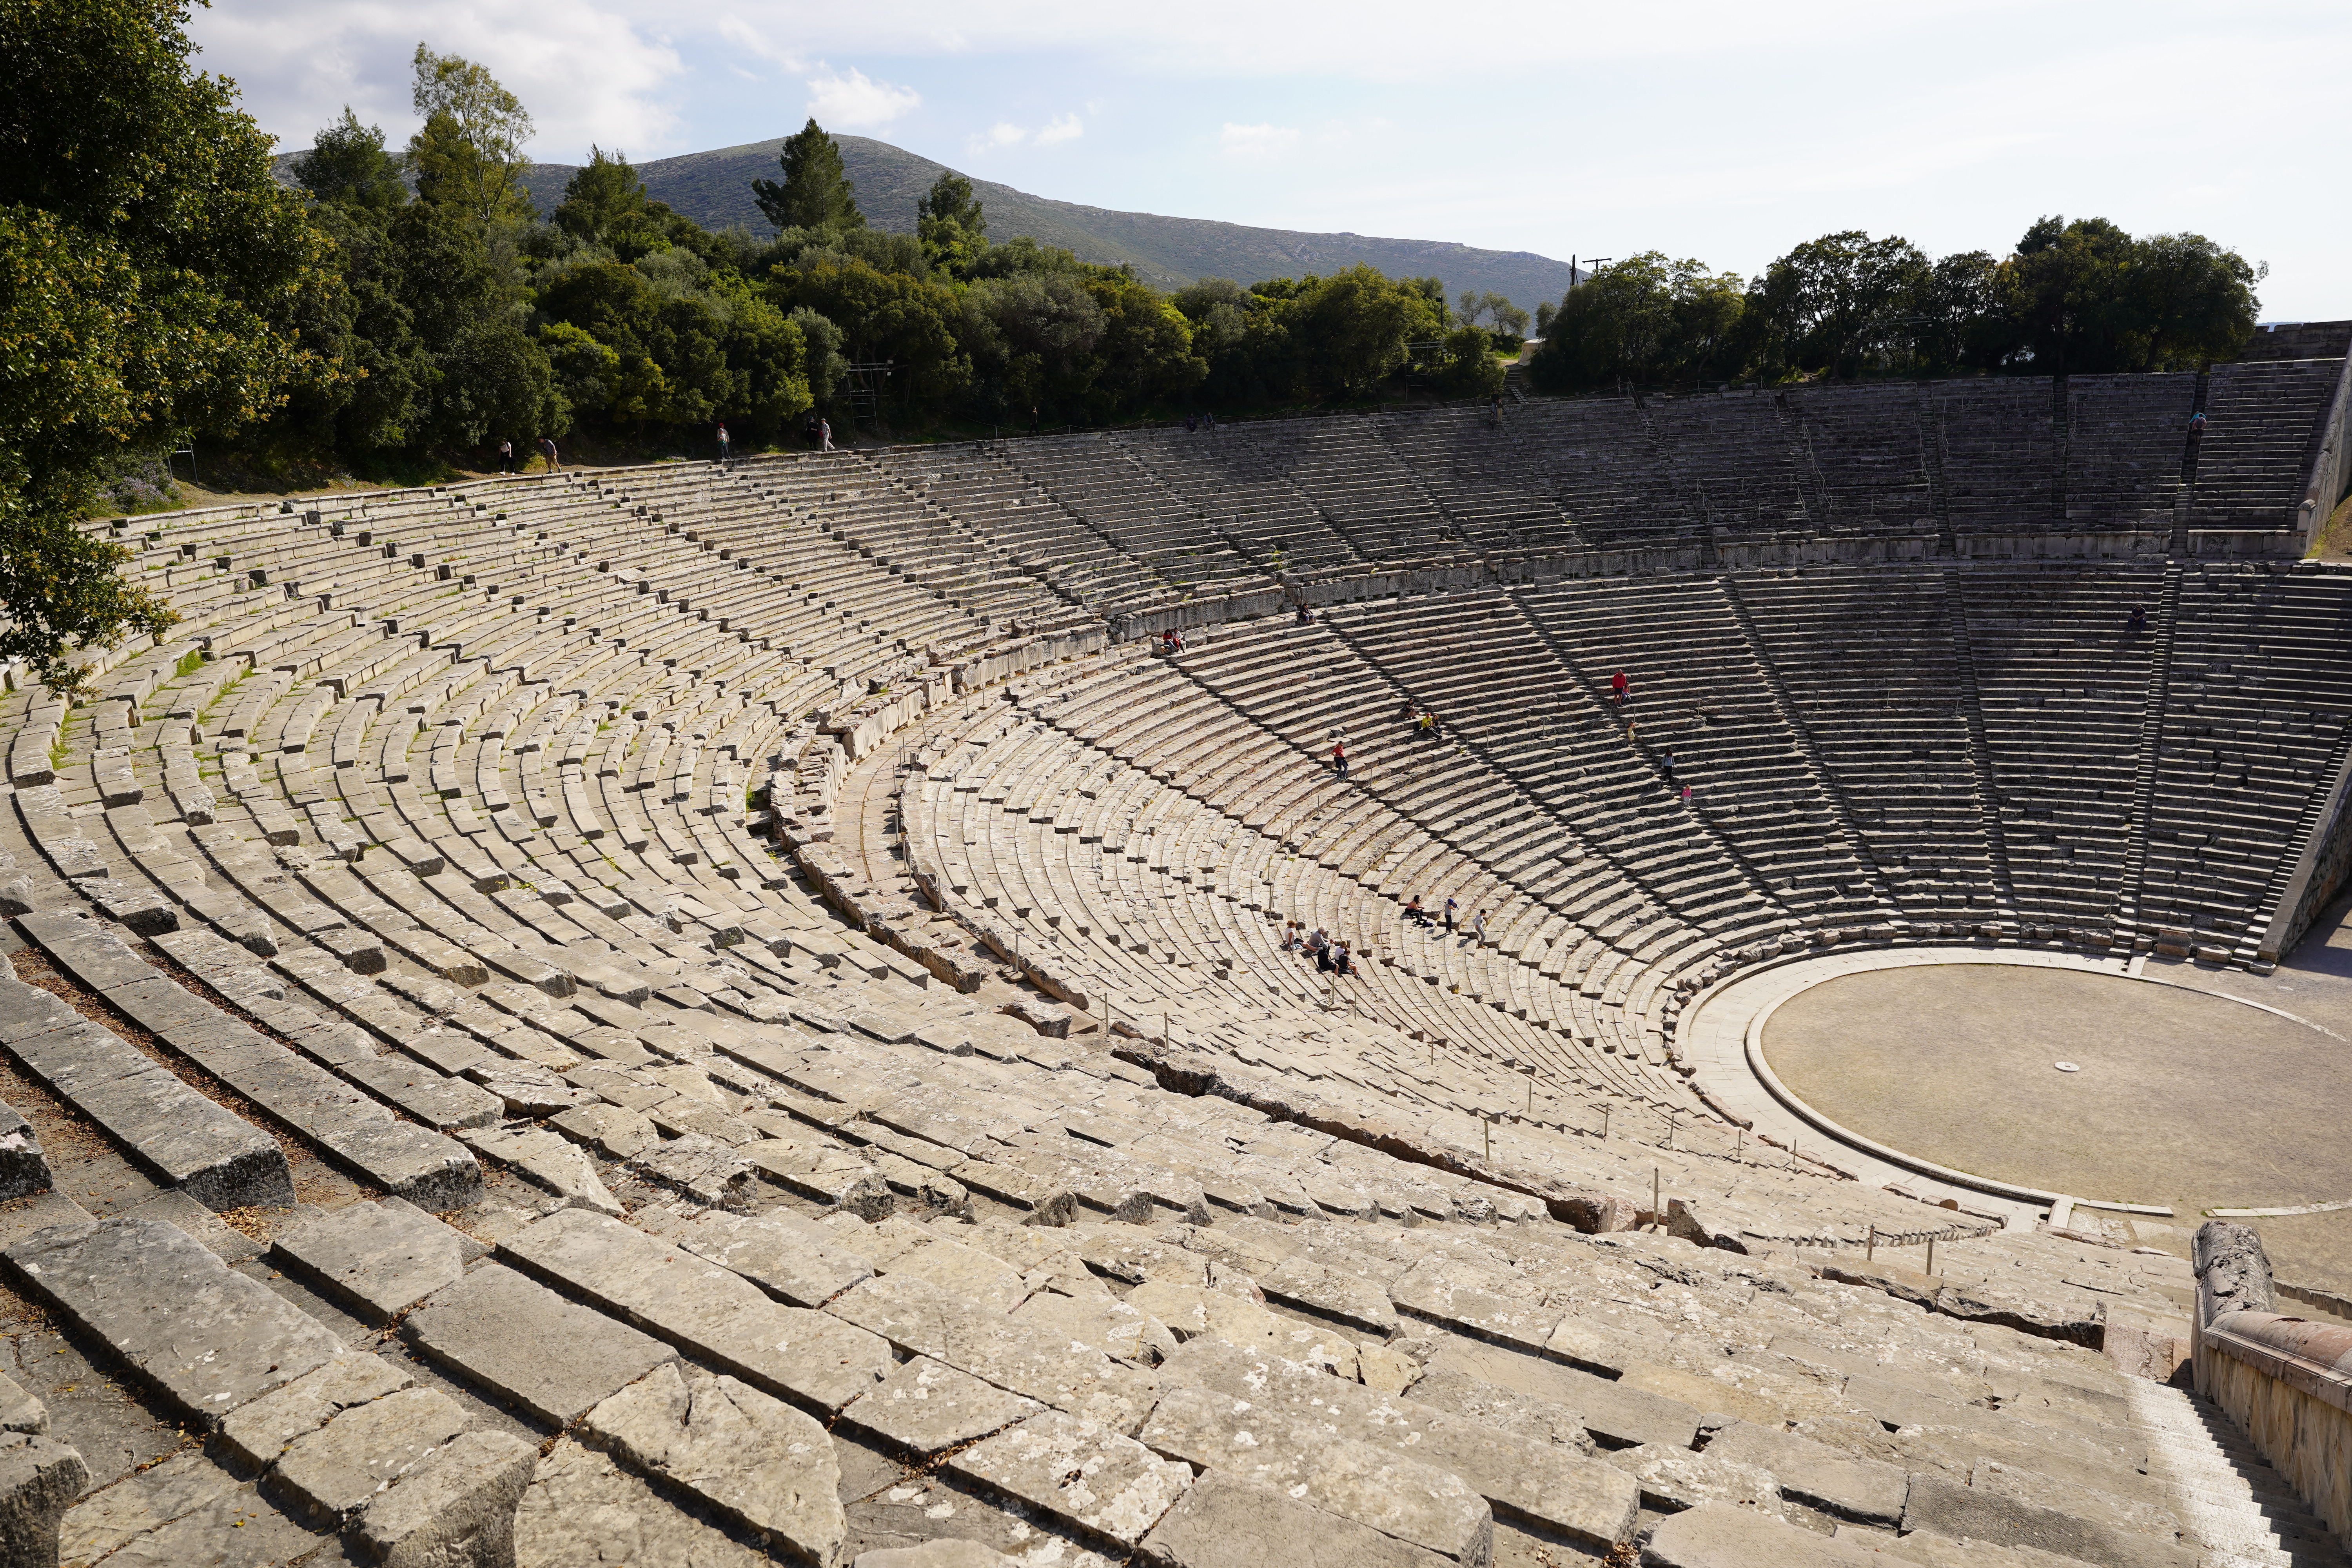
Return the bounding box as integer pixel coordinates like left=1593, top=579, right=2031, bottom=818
left=1926, top=1237, right=1936, bottom=1276
left=1652, top=1167, right=1661, bottom=1230
left=1602, top=1106, right=1610, bottom=1140
left=1866, top=1225, right=1875, bottom=1261
left=1736, top=1127, right=1743, bottom=1160
left=1482, top=1116, right=1491, bottom=1163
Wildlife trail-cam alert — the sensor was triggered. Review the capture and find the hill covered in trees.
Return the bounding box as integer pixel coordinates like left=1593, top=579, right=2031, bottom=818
left=510, top=135, right=1583, bottom=307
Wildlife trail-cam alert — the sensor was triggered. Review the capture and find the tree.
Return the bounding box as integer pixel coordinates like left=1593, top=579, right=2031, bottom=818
left=1528, top=254, right=1744, bottom=391
left=1437, top=326, right=1506, bottom=398
left=753, top=119, right=864, bottom=235
left=1913, top=250, right=2010, bottom=374
left=292, top=108, right=409, bottom=212
left=1746, top=230, right=1929, bottom=380
left=0, top=0, right=333, bottom=691
left=1281, top=266, right=1445, bottom=399
left=916, top=171, right=986, bottom=275
left=408, top=44, right=535, bottom=228
left=553, top=147, right=649, bottom=245
left=2000, top=216, right=2259, bottom=374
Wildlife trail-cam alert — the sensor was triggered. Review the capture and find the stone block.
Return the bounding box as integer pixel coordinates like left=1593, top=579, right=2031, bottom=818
left=944, top=1408, right=1190, bottom=1550
left=1402, top=1365, right=1592, bottom=1453
left=1138, top=1383, right=1492, bottom=1564
left=1601, top=1442, right=1782, bottom=1519
left=1011, top=1291, right=1178, bottom=1367
left=0, top=1104, right=48, bottom=1205
left=352, top=1427, right=538, bottom=1568
left=1126, top=1279, right=1358, bottom=1380
left=1640, top=1502, right=1894, bottom=1567
left=1901, top=1476, right=2197, bottom=1568
left=1703, top=1421, right=1907, bottom=1525
left=583, top=1362, right=846, bottom=1564
left=837, top=1354, right=1042, bottom=1461
left=5, top=1218, right=339, bottom=1427
left=0, top=1433, right=88, bottom=1568
left=497, top=1208, right=894, bottom=1416
left=457, top=1125, right=621, bottom=1216
left=214, top=1348, right=416, bottom=1470
left=662, top=1206, right=873, bottom=1309
left=1136, top=1470, right=1458, bottom=1568
left=1430, top=1339, right=1699, bottom=1450
left=1161, top=1339, right=1635, bottom=1550
left=265, top=1386, right=471, bottom=1526
left=401, top=1262, right=676, bottom=1426
left=826, top=1274, right=1157, bottom=1432
left=270, top=1200, right=468, bottom=1325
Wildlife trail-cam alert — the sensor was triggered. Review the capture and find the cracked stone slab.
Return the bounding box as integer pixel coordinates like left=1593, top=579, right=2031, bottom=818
left=216, top=1351, right=416, bottom=1471
left=401, top=1261, right=677, bottom=1426
left=628, top=1131, right=753, bottom=1209
left=837, top=1354, right=1042, bottom=1461
left=1702, top=1421, right=1907, bottom=1525
left=1160, top=1338, right=1636, bottom=1551
left=1601, top=1443, right=1785, bottom=1521
left=549, top=1101, right=656, bottom=1161
left=269, top=1199, right=468, bottom=1325
left=942, top=1408, right=1189, bottom=1551
left=264, top=1385, right=471, bottom=1526
left=459, top=1124, right=622, bottom=1216
left=1126, top=1280, right=1359, bottom=1380
left=654, top=1205, right=874, bottom=1308
left=4, top=1219, right=340, bottom=1427
left=825, top=1274, right=1158, bottom=1433
left=1009, top=1292, right=1178, bottom=1367
left=583, top=1361, right=846, bottom=1564
left=498, top=1208, right=893, bottom=1416
left=352, top=1427, right=539, bottom=1568
left=1136, top=1469, right=1460, bottom=1568
left=516, top=1436, right=771, bottom=1568
left=1137, top=1383, right=1492, bottom=1565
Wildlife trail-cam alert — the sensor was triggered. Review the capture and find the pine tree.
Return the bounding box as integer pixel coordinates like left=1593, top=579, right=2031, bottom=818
left=753, top=119, right=864, bottom=234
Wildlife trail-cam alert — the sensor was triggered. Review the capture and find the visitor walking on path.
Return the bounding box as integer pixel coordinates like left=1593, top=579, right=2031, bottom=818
left=539, top=436, right=561, bottom=473
left=805, top=414, right=821, bottom=450
left=1610, top=669, right=1629, bottom=706
left=819, top=418, right=835, bottom=452
left=1444, top=896, right=1458, bottom=933
left=717, top=423, right=731, bottom=465
left=1661, top=751, right=1676, bottom=784
left=498, top=439, right=512, bottom=474
left=1471, top=909, right=1487, bottom=944
left=1330, top=740, right=1348, bottom=778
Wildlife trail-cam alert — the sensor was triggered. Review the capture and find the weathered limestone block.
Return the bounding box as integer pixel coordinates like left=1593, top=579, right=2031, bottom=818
left=270, top=1200, right=468, bottom=1325
left=944, top=1409, right=1190, bottom=1550
left=837, top=1355, right=1042, bottom=1461
left=1135, top=1470, right=1459, bottom=1568
left=583, top=1363, right=846, bottom=1564
left=216, top=1352, right=416, bottom=1471
left=352, top=1427, right=539, bottom=1568
left=0, top=1433, right=88, bottom=1568
left=265, top=1387, right=471, bottom=1526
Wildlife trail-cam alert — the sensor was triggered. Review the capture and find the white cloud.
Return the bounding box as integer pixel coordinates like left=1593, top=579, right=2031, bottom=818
left=1221, top=123, right=1299, bottom=159
left=187, top=0, right=685, bottom=158
left=805, top=66, right=921, bottom=127
left=715, top=14, right=800, bottom=71
left=965, top=113, right=1081, bottom=154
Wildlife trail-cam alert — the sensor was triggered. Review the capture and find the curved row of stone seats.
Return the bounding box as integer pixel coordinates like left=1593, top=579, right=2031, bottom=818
left=873, top=444, right=1180, bottom=613
left=1507, top=397, right=1697, bottom=546
left=1252, top=417, right=1467, bottom=559
left=1934, top=381, right=2063, bottom=536
left=1730, top=567, right=2001, bottom=926
left=1648, top=390, right=1818, bottom=540
left=901, top=641, right=1712, bottom=1122
left=1366, top=405, right=1584, bottom=552
left=2189, top=359, right=2346, bottom=527
left=1960, top=564, right=2163, bottom=938
left=897, top=706, right=1682, bottom=1141
left=732, top=452, right=1079, bottom=629
left=1786, top=383, right=1945, bottom=538
left=990, top=433, right=1278, bottom=599
left=2065, top=373, right=2196, bottom=527
left=2145, top=568, right=2352, bottom=961
left=1109, top=425, right=1365, bottom=573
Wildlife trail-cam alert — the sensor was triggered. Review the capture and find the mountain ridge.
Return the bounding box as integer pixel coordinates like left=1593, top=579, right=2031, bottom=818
left=274, top=132, right=1580, bottom=308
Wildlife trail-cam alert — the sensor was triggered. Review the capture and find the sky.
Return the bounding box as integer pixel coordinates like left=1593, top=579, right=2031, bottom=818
left=190, top=0, right=2350, bottom=319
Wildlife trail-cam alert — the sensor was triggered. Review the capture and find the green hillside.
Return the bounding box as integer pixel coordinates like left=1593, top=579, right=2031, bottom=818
left=512, top=133, right=1580, bottom=308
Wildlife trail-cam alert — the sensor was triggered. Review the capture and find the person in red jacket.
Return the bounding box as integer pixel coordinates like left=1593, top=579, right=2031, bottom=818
left=1330, top=740, right=1348, bottom=778
left=1610, top=669, right=1629, bottom=706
